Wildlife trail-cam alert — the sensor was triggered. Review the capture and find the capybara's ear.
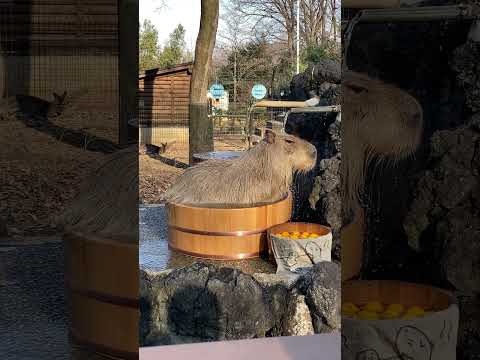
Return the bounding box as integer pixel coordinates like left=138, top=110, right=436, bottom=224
left=264, top=129, right=276, bottom=144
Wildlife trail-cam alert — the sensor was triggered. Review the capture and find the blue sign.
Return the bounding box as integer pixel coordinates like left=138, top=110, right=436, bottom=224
left=209, top=83, right=225, bottom=99
left=251, top=84, right=267, bottom=100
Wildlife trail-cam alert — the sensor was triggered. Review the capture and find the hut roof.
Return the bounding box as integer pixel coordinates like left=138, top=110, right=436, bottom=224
left=139, top=62, right=193, bottom=80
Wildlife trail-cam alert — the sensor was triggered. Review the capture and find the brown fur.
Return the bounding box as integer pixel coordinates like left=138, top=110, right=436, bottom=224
left=342, top=70, right=424, bottom=213
left=164, top=131, right=317, bottom=207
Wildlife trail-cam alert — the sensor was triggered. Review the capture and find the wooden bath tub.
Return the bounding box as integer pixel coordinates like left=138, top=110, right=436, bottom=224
left=64, top=231, right=139, bottom=360
left=167, top=193, right=293, bottom=260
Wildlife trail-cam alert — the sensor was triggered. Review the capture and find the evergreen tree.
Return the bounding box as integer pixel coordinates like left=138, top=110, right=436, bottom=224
left=159, top=24, right=187, bottom=67
left=139, top=19, right=161, bottom=71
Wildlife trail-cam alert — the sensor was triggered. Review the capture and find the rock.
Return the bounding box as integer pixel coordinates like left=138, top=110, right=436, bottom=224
left=290, top=59, right=341, bottom=100
left=328, top=114, right=341, bottom=152
left=283, top=293, right=315, bottom=336
left=297, top=261, right=341, bottom=333
left=140, top=263, right=283, bottom=346
left=439, top=206, right=480, bottom=293
left=403, top=116, right=480, bottom=293
left=140, top=263, right=341, bottom=346
left=308, top=117, right=342, bottom=255
left=311, top=59, right=341, bottom=84
left=452, top=41, right=480, bottom=113
left=456, top=294, right=480, bottom=360
left=251, top=273, right=297, bottom=288
left=318, top=83, right=341, bottom=106
left=288, top=111, right=339, bottom=229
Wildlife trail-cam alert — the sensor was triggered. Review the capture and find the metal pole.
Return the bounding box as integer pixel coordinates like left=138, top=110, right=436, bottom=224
left=296, top=0, right=300, bottom=74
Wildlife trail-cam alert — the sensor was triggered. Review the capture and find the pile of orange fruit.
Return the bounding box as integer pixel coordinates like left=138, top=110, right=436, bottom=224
left=273, top=231, right=321, bottom=240
left=342, top=301, right=430, bottom=320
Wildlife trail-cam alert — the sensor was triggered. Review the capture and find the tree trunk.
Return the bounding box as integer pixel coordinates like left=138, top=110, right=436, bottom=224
left=287, top=31, right=296, bottom=72
left=189, top=0, right=219, bottom=164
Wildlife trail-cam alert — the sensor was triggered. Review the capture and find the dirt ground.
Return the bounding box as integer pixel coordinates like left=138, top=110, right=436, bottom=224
left=139, top=139, right=245, bottom=205
left=139, top=156, right=184, bottom=204
left=0, top=108, right=246, bottom=234
left=0, top=112, right=110, bottom=236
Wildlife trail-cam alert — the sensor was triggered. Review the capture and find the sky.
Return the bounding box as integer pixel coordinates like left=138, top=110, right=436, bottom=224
left=139, top=0, right=202, bottom=52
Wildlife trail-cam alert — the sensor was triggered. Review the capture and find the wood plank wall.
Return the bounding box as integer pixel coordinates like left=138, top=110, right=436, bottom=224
left=138, top=68, right=191, bottom=126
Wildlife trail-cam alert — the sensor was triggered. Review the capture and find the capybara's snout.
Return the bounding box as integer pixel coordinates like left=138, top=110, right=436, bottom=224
left=294, top=141, right=317, bottom=172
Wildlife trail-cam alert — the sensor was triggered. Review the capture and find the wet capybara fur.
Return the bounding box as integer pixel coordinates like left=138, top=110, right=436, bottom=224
left=342, top=70, right=424, bottom=213
left=164, top=130, right=317, bottom=207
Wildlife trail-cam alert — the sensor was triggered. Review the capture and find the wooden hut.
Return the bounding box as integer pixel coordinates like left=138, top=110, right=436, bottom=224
left=137, top=62, right=193, bottom=146
left=138, top=62, right=193, bottom=126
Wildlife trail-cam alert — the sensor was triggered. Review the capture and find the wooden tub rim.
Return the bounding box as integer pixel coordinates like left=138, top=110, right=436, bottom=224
left=268, top=222, right=332, bottom=235
left=64, top=231, right=138, bottom=250
left=342, top=280, right=457, bottom=302
left=342, top=303, right=459, bottom=324
left=166, top=192, right=292, bottom=211
left=342, top=279, right=459, bottom=323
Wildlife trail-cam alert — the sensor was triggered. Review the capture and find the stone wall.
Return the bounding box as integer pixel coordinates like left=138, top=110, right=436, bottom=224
left=286, top=59, right=342, bottom=259
left=140, top=262, right=340, bottom=346
left=346, top=13, right=479, bottom=358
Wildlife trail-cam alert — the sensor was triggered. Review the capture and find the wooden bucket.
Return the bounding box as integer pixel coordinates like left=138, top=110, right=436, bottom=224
left=341, top=207, right=365, bottom=281
left=64, top=232, right=139, bottom=360
left=342, top=280, right=459, bottom=360
left=167, top=193, right=292, bottom=260
left=343, top=280, right=453, bottom=310
left=267, top=222, right=332, bottom=262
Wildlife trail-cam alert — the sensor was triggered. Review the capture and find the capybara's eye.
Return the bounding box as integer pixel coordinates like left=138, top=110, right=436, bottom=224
left=285, top=139, right=294, bottom=144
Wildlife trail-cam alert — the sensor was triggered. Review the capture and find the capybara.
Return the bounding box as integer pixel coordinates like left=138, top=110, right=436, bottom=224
left=342, top=70, right=424, bottom=213
left=164, top=130, right=317, bottom=207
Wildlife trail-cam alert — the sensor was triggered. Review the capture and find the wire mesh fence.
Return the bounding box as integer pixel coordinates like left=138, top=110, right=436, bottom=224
left=1, top=0, right=120, bottom=144
left=137, top=98, right=295, bottom=161
left=0, top=0, right=126, bottom=238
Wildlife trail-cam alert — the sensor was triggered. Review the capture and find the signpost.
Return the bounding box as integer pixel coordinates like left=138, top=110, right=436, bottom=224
left=247, top=84, right=268, bottom=149
left=251, top=84, right=267, bottom=100
left=209, top=83, right=225, bottom=99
